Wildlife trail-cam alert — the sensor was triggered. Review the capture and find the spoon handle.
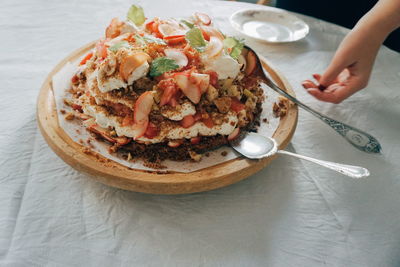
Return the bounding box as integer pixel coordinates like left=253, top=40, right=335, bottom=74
left=277, top=150, right=370, bottom=178
left=262, top=75, right=381, bottom=153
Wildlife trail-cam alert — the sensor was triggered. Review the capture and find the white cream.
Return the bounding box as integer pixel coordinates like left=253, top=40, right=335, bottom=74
left=83, top=102, right=237, bottom=143
left=96, top=61, right=149, bottom=93
left=202, top=52, right=240, bottom=80
left=127, top=61, right=149, bottom=85
left=160, top=102, right=196, bottom=121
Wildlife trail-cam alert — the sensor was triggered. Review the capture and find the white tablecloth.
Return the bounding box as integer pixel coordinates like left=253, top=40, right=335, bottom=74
left=1, top=0, right=400, bottom=266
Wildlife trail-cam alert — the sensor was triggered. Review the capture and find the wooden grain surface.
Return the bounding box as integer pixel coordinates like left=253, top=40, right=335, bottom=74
left=37, top=41, right=298, bottom=194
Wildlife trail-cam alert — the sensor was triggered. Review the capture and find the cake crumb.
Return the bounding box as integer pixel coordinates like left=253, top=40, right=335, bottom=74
left=221, top=151, right=228, bottom=156
left=60, top=109, right=66, bottom=114
left=205, top=152, right=210, bottom=157
left=65, top=112, right=75, bottom=120
left=262, top=118, right=268, bottom=123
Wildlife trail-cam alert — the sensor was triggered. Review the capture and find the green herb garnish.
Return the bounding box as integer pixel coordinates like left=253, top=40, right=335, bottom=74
left=135, top=34, right=166, bottom=46
left=223, top=37, right=244, bottom=60
left=185, top=27, right=206, bottom=52
left=180, top=19, right=194, bottom=29
left=109, top=41, right=131, bottom=52
left=149, top=57, right=179, bottom=77
left=127, top=5, right=145, bottom=26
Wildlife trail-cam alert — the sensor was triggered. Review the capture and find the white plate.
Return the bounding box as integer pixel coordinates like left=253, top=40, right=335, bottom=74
left=230, top=8, right=309, bottom=43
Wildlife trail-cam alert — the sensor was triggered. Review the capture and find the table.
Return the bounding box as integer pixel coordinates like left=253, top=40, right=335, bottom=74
left=1, top=0, right=399, bottom=266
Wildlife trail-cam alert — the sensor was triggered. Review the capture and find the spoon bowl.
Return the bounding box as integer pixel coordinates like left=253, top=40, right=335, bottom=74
left=230, top=132, right=370, bottom=179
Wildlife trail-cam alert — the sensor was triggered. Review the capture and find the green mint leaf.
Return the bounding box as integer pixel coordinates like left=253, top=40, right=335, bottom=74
left=185, top=27, right=206, bottom=52
left=127, top=5, right=145, bottom=26
left=143, top=35, right=166, bottom=45
left=180, top=19, right=194, bottom=29
left=149, top=57, right=179, bottom=77
left=223, top=37, right=244, bottom=60
left=109, top=41, right=131, bottom=52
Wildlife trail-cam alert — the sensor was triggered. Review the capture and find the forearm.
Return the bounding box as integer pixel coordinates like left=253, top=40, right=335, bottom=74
left=355, top=0, right=400, bottom=41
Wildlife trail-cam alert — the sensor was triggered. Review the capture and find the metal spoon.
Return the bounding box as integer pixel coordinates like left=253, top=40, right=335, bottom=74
left=230, top=132, right=370, bottom=178
left=245, top=47, right=382, bottom=154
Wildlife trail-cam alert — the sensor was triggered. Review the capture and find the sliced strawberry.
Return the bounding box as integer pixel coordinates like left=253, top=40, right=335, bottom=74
left=71, top=74, right=79, bottom=84
left=205, top=36, right=223, bottom=58
left=71, top=104, right=83, bottom=112
left=190, top=72, right=210, bottom=93
left=227, top=127, right=240, bottom=141
left=132, top=91, right=154, bottom=139
left=202, top=116, right=214, bottom=128
left=96, top=40, right=108, bottom=60
left=194, top=12, right=211, bottom=25
left=144, top=122, right=159, bottom=139
left=204, top=70, right=218, bottom=87
left=134, top=91, right=154, bottom=124
left=174, top=73, right=202, bottom=104
left=200, top=26, right=224, bottom=41
left=158, top=78, right=178, bottom=106
left=193, top=112, right=202, bottom=121
left=164, top=48, right=188, bottom=68
left=180, top=115, right=195, bottom=128
left=119, top=52, right=151, bottom=82
left=230, top=97, right=245, bottom=113
left=190, top=136, right=201, bottom=144
left=79, top=52, right=93, bottom=65
left=168, top=139, right=184, bottom=148
left=245, top=50, right=257, bottom=75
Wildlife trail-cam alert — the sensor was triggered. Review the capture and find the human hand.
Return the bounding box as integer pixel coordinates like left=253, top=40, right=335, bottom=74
left=302, top=27, right=383, bottom=104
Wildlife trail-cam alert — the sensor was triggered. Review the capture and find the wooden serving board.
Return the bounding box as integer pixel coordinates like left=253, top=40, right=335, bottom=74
left=37, top=41, right=298, bottom=194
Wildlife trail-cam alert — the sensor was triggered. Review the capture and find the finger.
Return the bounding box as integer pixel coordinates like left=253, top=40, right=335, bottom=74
left=306, top=88, right=346, bottom=104
left=306, top=78, right=364, bottom=104
left=301, top=80, right=318, bottom=89
left=312, top=73, right=321, bottom=81
left=319, top=58, right=349, bottom=87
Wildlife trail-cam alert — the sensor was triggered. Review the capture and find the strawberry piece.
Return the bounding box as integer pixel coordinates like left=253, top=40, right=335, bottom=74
left=190, top=136, right=201, bottom=144
left=71, top=104, right=83, bottom=113
left=132, top=91, right=154, bottom=139
left=204, top=70, right=218, bottom=87
left=227, top=127, right=240, bottom=141
left=180, top=115, right=195, bottom=128
left=230, top=97, right=245, bottom=113
left=144, top=122, right=159, bottom=139
left=245, top=50, right=257, bottom=75
left=174, top=73, right=202, bottom=104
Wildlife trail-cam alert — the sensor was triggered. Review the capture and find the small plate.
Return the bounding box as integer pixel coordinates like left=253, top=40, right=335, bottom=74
left=230, top=8, right=309, bottom=43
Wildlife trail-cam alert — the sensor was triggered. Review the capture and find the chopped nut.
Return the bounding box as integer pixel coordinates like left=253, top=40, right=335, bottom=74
left=206, top=85, right=219, bottom=102
left=213, top=97, right=232, bottom=113
left=189, top=151, right=202, bottom=162
left=227, top=85, right=241, bottom=98
left=127, top=153, right=132, bottom=161
left=65, top=112, right=75, bottom=120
